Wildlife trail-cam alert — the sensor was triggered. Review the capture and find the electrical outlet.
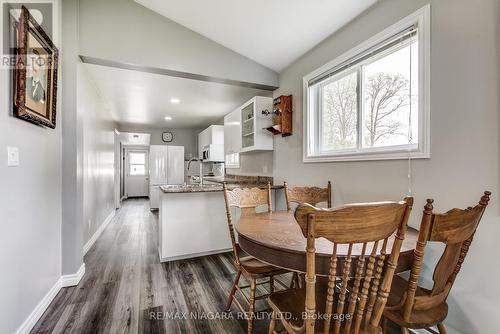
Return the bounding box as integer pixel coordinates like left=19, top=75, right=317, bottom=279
left=7, top=147, right=19, bottom=167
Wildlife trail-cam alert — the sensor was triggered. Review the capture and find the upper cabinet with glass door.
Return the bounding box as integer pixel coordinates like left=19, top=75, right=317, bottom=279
left=240, top=96, right=273, bottom=152
left=224, top=108, right=242, bottom=168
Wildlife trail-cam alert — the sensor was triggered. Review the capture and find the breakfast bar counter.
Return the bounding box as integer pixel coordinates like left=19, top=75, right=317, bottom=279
left=158, top=181, right=285, bottom=262
left=158, top=188, right=231, bottom=262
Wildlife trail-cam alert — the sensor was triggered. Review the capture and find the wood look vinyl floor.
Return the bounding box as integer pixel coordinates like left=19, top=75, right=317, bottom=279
left=30, top=199, right=406, bottom=334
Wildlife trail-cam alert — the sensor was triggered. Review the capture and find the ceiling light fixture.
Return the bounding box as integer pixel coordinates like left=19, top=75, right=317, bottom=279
left=170, top=98, right=180, bottom=104
left=164, top=116, right=173, bottom=121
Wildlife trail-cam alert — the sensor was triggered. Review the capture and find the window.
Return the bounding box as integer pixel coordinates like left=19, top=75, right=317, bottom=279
left=225, top=152, right=240, bottom=169
left=129, top=151, right=147, bottom=176
left=303, top=6, right=429, bottom=162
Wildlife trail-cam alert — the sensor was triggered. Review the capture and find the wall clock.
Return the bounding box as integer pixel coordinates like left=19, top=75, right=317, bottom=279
left=162, top=131, right=173, bottom=143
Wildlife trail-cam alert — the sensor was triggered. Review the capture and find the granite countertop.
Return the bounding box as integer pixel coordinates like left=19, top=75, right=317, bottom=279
left=204, top=175, right=283, bottom=187
left=160, top=176, right=284, bottom=194
left=160, top=184, right=224, bottom=193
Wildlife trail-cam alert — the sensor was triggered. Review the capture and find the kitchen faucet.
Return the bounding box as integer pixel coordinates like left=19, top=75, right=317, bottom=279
left=187, top=157, right=204, bottom=185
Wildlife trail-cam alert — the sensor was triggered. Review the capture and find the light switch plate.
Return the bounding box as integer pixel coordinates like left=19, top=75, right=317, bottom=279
left=7, top=147, right=19, bottom=167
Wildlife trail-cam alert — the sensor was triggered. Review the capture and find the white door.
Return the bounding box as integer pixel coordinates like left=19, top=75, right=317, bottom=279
left=125, top=149, right=149, bottom=197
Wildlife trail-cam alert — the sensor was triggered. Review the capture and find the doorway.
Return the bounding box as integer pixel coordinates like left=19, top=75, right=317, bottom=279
left=124, top=148, right=149, bottom=198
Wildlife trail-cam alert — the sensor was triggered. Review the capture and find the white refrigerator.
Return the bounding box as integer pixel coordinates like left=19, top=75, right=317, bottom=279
left=149, top=145, right=184, bottom=209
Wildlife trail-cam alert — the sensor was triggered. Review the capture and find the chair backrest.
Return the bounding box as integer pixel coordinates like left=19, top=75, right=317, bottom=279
left=401, top=191, right=491, bottom=320
left=294, top=198, right=413, bottom=334
left=284, top=181, right=332, bottom=210
left=223, top=182, right=272, bottom=266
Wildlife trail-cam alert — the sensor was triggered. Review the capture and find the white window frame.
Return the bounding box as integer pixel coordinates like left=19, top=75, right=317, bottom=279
left=303, top=5, right=430, bottom=163
left=128, top=150, right=148, bottom=176
left=225, top=152, right=240, bottom=169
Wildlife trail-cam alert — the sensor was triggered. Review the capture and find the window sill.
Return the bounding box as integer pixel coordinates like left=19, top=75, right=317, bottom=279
left=303, top=150, right=429, bottom=163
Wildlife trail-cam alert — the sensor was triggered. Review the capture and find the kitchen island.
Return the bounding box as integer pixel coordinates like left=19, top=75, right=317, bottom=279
left=158, top=182, right=285, bottom=262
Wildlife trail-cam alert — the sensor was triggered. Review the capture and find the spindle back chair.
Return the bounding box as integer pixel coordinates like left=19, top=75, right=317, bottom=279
left=284, top=181, right=332, bottom=210
left=269, top=197, right=413, bottom=334
left=383, top=191, right=491, bottom=334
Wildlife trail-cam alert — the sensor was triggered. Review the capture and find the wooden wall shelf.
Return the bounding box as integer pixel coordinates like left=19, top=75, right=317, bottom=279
left=266, top=95, right=292, bottom=137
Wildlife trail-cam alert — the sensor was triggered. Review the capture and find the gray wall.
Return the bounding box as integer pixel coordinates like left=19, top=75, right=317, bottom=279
left=226, top=152, right=274, bottom=177
left=0, top=4, right=62, bottom=334
left=273, top=0, right=500, bottom=333
left=79, top=65, right=117, bottom=244
left=118, top=125, right=275, bottom=175
left=119, top=126, right=198, bottom=159
left=78, top=0, right=278, bottom=87
left=61, top=0, right=84, bottom=276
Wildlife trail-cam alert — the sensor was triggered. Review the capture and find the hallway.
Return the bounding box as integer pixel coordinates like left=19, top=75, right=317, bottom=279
left=31, top=199, right=252, bottom=334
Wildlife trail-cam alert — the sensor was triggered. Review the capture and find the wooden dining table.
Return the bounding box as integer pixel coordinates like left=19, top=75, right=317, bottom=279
left=236, top=210, right=419, bottom=276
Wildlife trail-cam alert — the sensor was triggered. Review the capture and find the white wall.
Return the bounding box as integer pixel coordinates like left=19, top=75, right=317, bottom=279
left=0, top=2, right=62, bottom=333
left=78, top=0, right=278, bottom=87
left=78, top=65, right=117, bottom=244
left=273, top=0, right=500, bottom=333
left=119, top=126, right=198, bottom=159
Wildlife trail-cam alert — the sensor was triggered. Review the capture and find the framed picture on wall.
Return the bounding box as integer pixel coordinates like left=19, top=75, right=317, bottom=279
left=14, top=6, right=58, bottom=128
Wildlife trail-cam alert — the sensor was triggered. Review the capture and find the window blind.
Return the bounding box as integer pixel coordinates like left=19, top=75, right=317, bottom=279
left=308, top=25, right=418, bottom=87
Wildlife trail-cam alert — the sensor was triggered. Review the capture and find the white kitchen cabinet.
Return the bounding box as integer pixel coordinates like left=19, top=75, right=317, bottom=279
left=224, top=109, right=242, bottom=168
left=240, top=96, right=273, bottom=152
left=198, top=125, right=224, bottom=159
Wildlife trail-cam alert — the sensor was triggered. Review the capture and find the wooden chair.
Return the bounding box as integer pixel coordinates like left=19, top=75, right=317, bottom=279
left=383, top=191, right=491, bottom=334
left=284, top=181, right=332, bottom=210
left=268, top=197, right=413, bottom=334
left=284, top=181, right=332, bottom=288
left=223, top=182, right=292, bottom=334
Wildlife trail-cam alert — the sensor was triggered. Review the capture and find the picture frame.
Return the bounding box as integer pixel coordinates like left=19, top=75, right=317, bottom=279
left=14, top=6, right=58, bottom=128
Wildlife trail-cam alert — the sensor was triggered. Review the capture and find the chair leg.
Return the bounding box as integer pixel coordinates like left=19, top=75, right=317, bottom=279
left=226, top=270, right=241, bottom=311
left=247, top=278, right=257, bottom=334
left=400, top=327, right=410, bottom=334
left=268, top=310, right=277, bottom=334
left=382, top=317, right=388, bottom=334
left=299, top=273, right=305, bottom=288
left=291, top=272, right=299, bottom=288
left=437, top=323, right=448, bottom=334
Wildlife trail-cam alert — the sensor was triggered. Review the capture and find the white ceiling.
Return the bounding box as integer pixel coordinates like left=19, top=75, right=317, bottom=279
left=120, top=132, right=151, bottom=146
left=135, top=0, right=377, bottom=71
left=84, top=64, right=271, bottom=129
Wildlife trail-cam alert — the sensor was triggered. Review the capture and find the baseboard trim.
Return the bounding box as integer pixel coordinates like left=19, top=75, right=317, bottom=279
left=14, top=262, right=86, bottom=334
left=159, top=248, right=232, bottom=262
left=14, top=278, right=61, bottom=334
left=61, top=263, right=86, bottom=287
left=83, top=210, right=116, bottom=255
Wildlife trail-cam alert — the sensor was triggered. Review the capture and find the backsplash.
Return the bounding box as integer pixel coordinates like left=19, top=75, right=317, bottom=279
left=222, top=174, right=274, bottom=185
left=225, top=151, right=273, bottom=177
